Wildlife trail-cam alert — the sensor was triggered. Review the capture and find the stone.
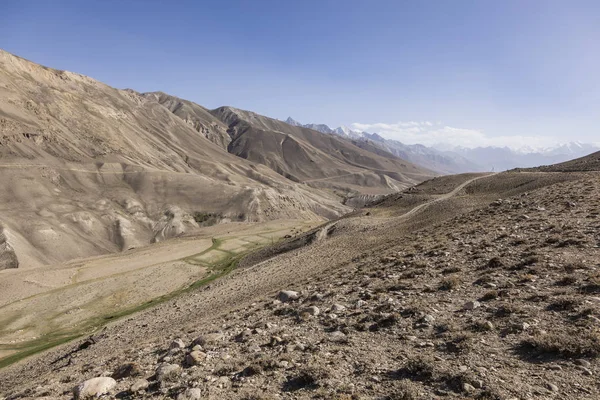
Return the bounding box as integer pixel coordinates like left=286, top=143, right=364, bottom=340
left=192, top=333, right=223, bottom=347
left=185, top=350, right=207, bottom=366
left=575, top=359, right=591, bottom=367
left=177, top=388, right=203, bottom=400
left=546, top=383, right=559, bottom=392
left=270, top=335, right=284, bottom=346
left=330, top=331, right=347, bottom=342
left=73, top=377, right=117, bottom=399
left=310, top=292, right=324, bottom=301
left=462, top=383, right=476, bottom=393
left=331, top=304, right=346, bottom=313
left=170, top=339, right=186, bottom=350
left=130, top=379, right=149, bottom=392
left=277, top=290, right=299, bottom=302
left=422, top=314, right=436, bottom=324
left=576, top=366, right=593, bottom=376
left=302, top=306, right=320, bottom=316
left=463, top=301, right=481, bottom=310
left=156, top=363, right=181, bottom=382
left=111, top=362, right=142, bottom=380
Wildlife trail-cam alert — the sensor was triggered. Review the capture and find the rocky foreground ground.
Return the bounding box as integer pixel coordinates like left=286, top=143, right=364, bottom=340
left=1, top=171, right=599, bottom=399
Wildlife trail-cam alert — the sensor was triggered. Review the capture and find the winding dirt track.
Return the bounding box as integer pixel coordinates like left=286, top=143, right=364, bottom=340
left=400, top=173, right=494, bottom=219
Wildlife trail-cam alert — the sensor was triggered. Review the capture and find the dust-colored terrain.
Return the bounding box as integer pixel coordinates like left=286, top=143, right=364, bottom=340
left=1, top=165, right=599, bottom=399
left=0, top=48, right=433, bottom=271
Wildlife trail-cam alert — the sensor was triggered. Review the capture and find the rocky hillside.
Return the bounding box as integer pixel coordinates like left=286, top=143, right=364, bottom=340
left=211, top=106, right=434, bottom=190
left=2, top=167, right=599, bottom=399
left=524, top=151, right=600, bottom=172
left=0, top=49, right=431, bottom=267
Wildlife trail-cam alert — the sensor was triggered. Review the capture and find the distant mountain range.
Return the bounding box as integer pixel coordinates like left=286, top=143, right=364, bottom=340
left=446, top=142, right=600, bottom=172
left=284, top=117, right=600, bottom=174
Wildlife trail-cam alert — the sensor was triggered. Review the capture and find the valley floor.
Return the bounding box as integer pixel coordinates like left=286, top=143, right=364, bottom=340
left=0, top=219, right=316, bottom=365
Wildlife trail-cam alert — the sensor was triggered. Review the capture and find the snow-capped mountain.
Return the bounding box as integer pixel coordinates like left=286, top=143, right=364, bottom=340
left=284, top=117, right=600, bottom=174
left=304, top=123, right=333, bottom=134
left=443, top=143, right=600, bottom=172
left=332, top=125, right=364, bottom=139
left=284, top=117, right=481, bottom=174
left=284, top=117, right=302, bottom=127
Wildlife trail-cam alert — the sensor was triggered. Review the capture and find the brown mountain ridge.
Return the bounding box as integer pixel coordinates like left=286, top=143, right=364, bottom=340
left=0, top=49, right=433, bottom=268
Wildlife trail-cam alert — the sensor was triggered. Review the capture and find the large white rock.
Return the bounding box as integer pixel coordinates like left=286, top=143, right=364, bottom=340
left=73, top=377, right=117, bottom=399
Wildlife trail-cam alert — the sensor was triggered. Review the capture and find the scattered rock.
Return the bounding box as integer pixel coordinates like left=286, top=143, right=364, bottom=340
left=130, top=379, right=149, bottom=392
left=73, top=377, right=117, bottom=399
left=331, top=304, right=346, bottom=313
left=546, top=383, right=559, bottom=392
left=462, top=383, right=476, bottom=393
left=156, top=363, right=181, bottom=382
left=576, top=366, right=593, bottom=376
left=192, top=333, right=223, bottom=347
left=463, top=300, right=481, bottom=310
left=185, top=350, right=207, bottom=366
left=170, top=338, right=186, bottom=350
left=422, top=314, right=435, bottom=324
left=177, top=388, right=204, bottom=400
left=575, top=359, right=591, bottom=368
left=302, top=306, right=320, bottom=316
left=329, top=330, right=347, bottom=342
left=277, top=290, right=299, bottom=302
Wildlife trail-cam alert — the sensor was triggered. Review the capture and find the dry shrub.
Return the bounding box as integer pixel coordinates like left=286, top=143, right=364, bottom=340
left=283, top=364, right=330, bottom=391
left=387, top=380, right=419, bottom=400
left=442, top=266, right=462, bottom=275
left=445, top=333, right=473, bottom=354
left=546, top=298, right=579, bottom=312
left=439, top=275, right=461, bottom=291
left=479, top=290, right=498, bottom=302
left=555, top=275, right=577, bottom=286
left=397, top=357, right=436, bottom=382
left=518, top=330, right=600, bottom=358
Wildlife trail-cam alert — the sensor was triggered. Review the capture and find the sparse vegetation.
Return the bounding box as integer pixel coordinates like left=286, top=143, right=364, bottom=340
left=518, top=331, right=600, bottom=359
left=439, top=275, right=461, bottom=291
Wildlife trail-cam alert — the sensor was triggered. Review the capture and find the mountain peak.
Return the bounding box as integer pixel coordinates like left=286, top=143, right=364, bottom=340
left=285, top=117, right=302, bottom=126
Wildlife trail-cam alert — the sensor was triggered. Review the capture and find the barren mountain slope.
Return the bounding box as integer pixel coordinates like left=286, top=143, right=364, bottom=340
left=2, top=168, right=598, bottom=399
left=211, top=106, right=435, bottom=192
left=524, top=150, right=600, bottom=172
left=0, top=49, right=352, bottom=267
left=140, top=92, right=231, bottom=150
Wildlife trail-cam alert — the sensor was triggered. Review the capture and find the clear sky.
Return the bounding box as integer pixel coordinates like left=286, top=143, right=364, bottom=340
left=1, top=0, right=599, bottom=149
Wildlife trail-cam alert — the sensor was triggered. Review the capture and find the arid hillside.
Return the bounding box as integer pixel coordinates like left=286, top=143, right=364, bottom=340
left=210, top=106, right=433, bottom=191
left=523, top=150, right=600, bottom=172
left=0, top=49, right=431, bottom=268
left=2, top=157, right=599, bottom=399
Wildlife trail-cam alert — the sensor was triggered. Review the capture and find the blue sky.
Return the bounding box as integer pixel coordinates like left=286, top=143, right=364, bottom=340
left=1, top=0, right=599, bottom=149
